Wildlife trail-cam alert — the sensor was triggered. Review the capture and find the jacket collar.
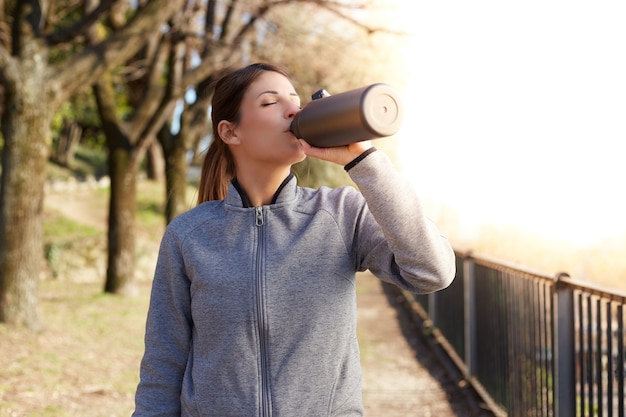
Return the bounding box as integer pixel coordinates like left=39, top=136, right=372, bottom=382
left=227, top=173, right=297, bottom=208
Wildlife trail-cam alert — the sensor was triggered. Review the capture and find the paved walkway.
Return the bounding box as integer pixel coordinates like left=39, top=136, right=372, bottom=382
left=356, top=272, right=494, bottom=417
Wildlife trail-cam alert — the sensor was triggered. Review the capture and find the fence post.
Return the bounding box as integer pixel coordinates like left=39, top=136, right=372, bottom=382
left=554, top=272, right=576, bottom=417
left=464, top=256, right=477, bottom=376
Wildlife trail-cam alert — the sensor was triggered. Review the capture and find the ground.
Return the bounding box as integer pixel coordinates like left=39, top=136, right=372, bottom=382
left=357, top=273, right=490, bottom=416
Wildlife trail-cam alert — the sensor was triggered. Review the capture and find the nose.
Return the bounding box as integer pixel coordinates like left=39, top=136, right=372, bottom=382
left=286, top=102, right=300, bottom=119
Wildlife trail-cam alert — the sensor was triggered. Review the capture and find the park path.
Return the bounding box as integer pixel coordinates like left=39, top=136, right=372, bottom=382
left=356, top=272, right=492, bottom=417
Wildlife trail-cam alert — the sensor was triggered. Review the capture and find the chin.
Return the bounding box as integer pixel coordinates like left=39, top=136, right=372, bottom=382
left=286, top=152, right=306, bottom=167
left=288, top=142, right=307, bottom=161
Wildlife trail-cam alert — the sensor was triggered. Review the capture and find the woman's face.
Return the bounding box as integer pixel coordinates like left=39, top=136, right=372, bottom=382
left=224, top=71, right=305, bottom=168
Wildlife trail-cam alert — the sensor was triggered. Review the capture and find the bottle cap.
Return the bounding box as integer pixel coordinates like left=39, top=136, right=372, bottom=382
left=361, top=83, right=403, bottom=137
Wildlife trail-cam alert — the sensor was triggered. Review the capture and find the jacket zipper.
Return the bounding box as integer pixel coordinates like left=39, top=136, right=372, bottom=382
left=255, top=206, right=271, bottom=416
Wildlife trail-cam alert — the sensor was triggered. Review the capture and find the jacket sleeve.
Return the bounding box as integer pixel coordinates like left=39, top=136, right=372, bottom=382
left=133, top=225, right=192, bottom=416
left=347, top=149, right=456, bottom=293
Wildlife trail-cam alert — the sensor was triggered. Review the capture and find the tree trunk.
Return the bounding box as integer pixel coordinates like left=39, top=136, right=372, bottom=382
left=0, top=48, right=51, bottom=330
left=146, top=141, right=165, bottom=182
left=104, top=145, right=137, bottom=295
left=54, top=121, right=82, bottom=168
left=164, top=139, right=189, bottom=223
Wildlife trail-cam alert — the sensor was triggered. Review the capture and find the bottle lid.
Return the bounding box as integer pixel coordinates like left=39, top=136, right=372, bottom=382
left=361, top=83, right=404, bottom=137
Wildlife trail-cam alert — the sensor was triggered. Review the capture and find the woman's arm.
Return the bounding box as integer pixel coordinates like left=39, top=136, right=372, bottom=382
left=348, top=148, right=455, bottom=293
left=133, top=227, right=192, bottom=416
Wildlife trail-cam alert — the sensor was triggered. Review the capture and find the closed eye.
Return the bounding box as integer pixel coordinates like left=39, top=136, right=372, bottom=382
left=261, top=102, right=277, bottom=107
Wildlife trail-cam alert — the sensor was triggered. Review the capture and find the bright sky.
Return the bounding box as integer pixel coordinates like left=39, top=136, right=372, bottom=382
left=390, top=1, right=626, bottom=247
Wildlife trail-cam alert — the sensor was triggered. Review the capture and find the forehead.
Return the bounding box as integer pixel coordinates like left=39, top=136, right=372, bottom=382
left=245, top=71, right=296, bottom=98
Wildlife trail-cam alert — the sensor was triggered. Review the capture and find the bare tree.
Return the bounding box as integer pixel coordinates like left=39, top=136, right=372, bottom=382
left=0, top=0, right=184, bottom=330
left=84, top=0, right=242, bottom=294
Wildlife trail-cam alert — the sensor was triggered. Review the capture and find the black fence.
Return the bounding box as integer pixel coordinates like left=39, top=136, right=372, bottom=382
left=401, top=252, right=626, bottom=417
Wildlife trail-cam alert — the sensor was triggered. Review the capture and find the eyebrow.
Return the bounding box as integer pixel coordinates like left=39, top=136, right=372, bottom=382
left=256, top=90, right=299, bottom=99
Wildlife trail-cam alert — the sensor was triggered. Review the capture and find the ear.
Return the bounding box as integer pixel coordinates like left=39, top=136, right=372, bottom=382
left=217, top=120, right=240, bottom=145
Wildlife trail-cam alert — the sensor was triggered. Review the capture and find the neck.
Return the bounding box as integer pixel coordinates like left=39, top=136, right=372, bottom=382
left=234, top=166, right=292, bottom=207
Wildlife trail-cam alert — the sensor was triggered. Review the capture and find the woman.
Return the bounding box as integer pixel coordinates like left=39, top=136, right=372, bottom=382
left=133, top=63, right=455, bottom=417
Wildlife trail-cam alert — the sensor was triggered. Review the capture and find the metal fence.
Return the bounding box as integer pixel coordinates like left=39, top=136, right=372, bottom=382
left=404, top=252, right=626, bottom=417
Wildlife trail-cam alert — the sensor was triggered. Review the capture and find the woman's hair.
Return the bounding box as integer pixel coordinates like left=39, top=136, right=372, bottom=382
left=197, top=63, right=292, bottom=204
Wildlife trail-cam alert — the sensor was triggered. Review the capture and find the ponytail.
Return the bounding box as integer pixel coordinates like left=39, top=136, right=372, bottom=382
left=197, top=139, right=235, bottom=204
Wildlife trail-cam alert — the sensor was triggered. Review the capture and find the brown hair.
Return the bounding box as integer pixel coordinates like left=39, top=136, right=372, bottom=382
left=197, top=63, right=292, bottom=204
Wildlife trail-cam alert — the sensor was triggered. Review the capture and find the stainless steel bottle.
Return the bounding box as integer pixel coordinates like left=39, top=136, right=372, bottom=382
left=290, top=83, right=404, bottom=148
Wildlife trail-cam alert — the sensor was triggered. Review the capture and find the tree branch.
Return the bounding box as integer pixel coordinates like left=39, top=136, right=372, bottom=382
left=231, top=3, right=269, bottom=45
left=182, top=44, right=241, bottom=89
left=93, top=73, right=133, bottom=150
left=128, top=34, right=171, bottom=140
left=51, top=0, right=185, bottom=106
left=276, top=0, right=408, bottom=36
left=318, top=3, right=408, bottom=36
left=219, top=0, right=238, bottom=41
left=205, top=0, right=217, bottom=40
left=45, top=0, right=117, bottom=46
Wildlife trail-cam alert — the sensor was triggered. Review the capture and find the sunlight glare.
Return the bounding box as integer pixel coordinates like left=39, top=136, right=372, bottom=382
left=391, top=1, right=626, bottom=248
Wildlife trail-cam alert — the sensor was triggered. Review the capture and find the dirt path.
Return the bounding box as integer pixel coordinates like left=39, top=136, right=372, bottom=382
left=357, top=272, right=488, bottom=416
left=45, top=183, right=109, bottom=232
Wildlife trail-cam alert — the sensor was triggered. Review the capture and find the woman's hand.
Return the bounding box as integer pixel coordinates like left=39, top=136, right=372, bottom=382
left=299, top=139, right=373, bottom=166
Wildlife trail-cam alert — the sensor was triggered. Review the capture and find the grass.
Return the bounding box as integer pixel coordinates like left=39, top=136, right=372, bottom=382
left=0, top=280, right=151, bottom=417
left=44, top=211, right=101, bottom=241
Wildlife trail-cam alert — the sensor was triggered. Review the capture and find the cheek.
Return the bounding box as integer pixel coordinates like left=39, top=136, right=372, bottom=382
left=239, top=114, right=274, bottom=137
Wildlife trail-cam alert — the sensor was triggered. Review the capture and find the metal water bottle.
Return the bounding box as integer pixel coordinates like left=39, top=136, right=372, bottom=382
left=290, top=83, right=404, bottom=148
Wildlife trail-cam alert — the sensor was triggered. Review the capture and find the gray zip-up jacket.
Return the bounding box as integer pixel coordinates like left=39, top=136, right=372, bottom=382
left=133, top=149, right=455, bottom=417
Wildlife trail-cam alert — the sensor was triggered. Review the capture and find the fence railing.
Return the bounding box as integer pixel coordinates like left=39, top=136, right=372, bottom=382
left=398, top=251, right=626, bottom=417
